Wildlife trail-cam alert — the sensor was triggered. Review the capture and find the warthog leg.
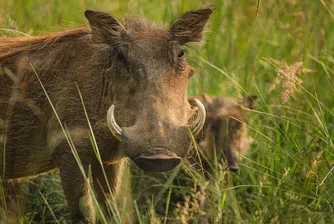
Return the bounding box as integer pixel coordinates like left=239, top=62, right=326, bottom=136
left=52, top=141, right=95, bottom=223
left=91, top=159, right=125, bottom=221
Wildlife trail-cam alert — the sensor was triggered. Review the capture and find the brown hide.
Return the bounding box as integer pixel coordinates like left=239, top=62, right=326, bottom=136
left=189, top=94, right=257, bottom=171
left=0, top=8, right=213, bottom=223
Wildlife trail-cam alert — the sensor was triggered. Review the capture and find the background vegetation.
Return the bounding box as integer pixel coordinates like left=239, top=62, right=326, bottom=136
left=1, top=0, right=333, bottom=223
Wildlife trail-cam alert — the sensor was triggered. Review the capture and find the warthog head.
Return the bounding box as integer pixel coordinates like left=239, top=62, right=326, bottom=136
left=85, top=9, right=213, bottom=172
left=189, top=94, right=257, bottom=172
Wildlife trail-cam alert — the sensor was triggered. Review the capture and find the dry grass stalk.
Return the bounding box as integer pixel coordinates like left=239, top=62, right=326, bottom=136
left=268, top=58, right=311, bottom=104
left=259, top=171, right=268, bottom=191
left=0, top=10, right=18, bottom=36
left=306, top=151, right=323, bottom=179
left=175, top=183, right=207, bottom=224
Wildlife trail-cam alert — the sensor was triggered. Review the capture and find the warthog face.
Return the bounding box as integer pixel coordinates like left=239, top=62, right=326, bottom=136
left=189, top=94, right=257, bottom=172
left=85, top=9, right=213, bottom=172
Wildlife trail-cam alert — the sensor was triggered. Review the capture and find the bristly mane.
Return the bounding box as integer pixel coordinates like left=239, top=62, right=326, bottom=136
left=0, top=16, right=167, bottom=63
left=0, top=28, right=90, bottom=62
left=124, top=16, right=161, bottom=33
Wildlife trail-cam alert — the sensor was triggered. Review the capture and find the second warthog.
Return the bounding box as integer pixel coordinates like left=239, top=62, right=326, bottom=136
left=189, top=94, right=257, bottom=172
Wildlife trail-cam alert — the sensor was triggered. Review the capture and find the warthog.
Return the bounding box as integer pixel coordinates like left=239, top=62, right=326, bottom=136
left=129, top=94, right=258, bottom=222
left=189, top=94, right=257, bottom=172
left=0, top=8, right=213, bottom=223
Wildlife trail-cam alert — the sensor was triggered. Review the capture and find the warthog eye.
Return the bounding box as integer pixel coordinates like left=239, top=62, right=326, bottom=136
left=178, top=49, right=185, bottom=58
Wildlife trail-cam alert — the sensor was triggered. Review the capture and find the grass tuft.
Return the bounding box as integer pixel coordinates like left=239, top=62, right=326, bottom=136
left=0, top=0, right=333, bottom=223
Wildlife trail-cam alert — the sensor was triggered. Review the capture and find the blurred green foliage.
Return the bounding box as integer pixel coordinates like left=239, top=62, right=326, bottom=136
left=0, top=0, right=333, bottom=223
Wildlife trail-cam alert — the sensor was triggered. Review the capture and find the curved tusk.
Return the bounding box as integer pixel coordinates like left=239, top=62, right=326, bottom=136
left=107, top=105, right=123, bottom=141
left=191, top=98, right=206, bottom=136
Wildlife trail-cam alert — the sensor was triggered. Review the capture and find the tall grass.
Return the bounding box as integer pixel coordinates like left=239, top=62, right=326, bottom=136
left=0, top=0, right=333, bottom=223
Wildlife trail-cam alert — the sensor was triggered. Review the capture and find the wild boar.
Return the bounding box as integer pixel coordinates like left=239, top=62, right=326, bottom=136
left=0, top=8, right=213, bottom=223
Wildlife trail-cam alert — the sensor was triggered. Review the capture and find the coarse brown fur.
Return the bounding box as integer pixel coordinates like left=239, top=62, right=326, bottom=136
left=0, top=8, right=214, bottom=223
left=189, top=94, right=257, bottom=172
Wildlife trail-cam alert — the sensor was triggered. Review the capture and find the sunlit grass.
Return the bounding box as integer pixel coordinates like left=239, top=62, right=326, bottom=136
left=0, top=0, right=333, bottom=223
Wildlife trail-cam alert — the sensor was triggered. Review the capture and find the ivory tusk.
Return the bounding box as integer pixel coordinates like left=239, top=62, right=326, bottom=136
left=107, top=105, right=123, bottom=141
left=191, top=99, right=206, bottom=136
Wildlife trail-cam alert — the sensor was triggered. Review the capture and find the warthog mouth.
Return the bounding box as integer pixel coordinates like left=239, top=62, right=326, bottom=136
left=134, top=148, right=182, bottom=172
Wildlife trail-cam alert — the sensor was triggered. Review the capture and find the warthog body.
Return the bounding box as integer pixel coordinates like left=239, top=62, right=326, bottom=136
left=189, top=94, right=257, bottom=171
left=0, top=8, right=213, bottom=223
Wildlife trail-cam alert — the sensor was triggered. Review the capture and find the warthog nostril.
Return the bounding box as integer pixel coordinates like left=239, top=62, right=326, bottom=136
left=134, top=152, right=182, bottom=172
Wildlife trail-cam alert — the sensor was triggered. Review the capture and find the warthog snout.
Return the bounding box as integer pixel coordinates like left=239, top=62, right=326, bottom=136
left=228, top=164, right=239, bottom=172
left=106, top=100, right=206, bottom=172
left=134, top=148, right=182, bottom=172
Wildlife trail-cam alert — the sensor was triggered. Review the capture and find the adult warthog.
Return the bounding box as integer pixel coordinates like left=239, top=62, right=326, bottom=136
left=189, top=94, right=257, bottom=172
left=0, top=8, right=213, bottom=223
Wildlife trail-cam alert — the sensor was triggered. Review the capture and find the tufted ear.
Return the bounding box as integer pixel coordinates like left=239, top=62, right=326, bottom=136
left=242, top=95, right=258, bottom=109
left=202, top=93, right=213, bottom=105
left=85, top=10, right=125, bottom=44
left=169, top=7, right=214, bottom=45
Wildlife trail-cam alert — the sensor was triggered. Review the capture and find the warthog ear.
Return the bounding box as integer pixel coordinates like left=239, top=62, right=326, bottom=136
left=85, top=10, right=125, bottom=44
left=242, top=95, right=258, bottom=109
left=169, top=7, right=214, bottom=44
left=202, top=93, right=213, bottom=105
